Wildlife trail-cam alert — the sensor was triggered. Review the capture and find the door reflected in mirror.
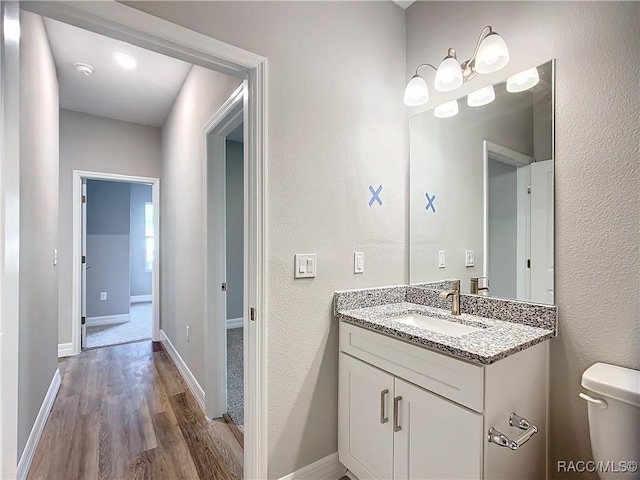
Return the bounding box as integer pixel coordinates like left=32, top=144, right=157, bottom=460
left=410, top=60, right=554, bottom=305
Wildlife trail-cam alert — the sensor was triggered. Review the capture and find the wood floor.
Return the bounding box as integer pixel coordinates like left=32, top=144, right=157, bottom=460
left=28, top=341, right=243, bottom=480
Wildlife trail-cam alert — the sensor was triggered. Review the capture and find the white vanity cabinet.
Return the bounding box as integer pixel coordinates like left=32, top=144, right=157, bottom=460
left=338, top=322, right=548, bottom=480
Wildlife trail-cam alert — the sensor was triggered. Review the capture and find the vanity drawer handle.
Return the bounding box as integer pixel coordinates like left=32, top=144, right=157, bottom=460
left=380, top=389, right=389, bottom=424
left=393, top=396, right=402, bottom=432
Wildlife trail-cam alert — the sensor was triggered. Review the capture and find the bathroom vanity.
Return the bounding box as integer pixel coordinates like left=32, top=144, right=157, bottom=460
left=335, top=286, right=556, bottom=480
left=337, top=57, right=558, bottom=479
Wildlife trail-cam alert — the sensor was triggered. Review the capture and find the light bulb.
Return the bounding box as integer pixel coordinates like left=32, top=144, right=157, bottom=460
left=114, top=52, right=137, bottom=69
left=506, top=67, right=540, bottom=93
left=475, top=33, right=509, bottom=73
left=403, top=74, right=429, bottom=106
left=434, top=55, right=463, bottom=92
left=467, top=85, right=495, bottom=107
left=434, top=99, right=459, bottom=118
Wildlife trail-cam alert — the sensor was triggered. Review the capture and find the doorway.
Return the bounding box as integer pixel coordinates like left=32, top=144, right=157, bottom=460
left=483, top=141, right=534, bottom=301
left=82, top=179, right=156, bottom=349
left=4, top=3, right=268, bottom=478
left=203, top=87, right=245, bottom=439
left=72, top=171, right=160, bottom=353
left=223, top=123, right=245, bottom=438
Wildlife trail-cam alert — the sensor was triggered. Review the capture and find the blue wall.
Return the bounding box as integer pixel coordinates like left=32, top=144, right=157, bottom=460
left=86, top=180, right=131, bottom=317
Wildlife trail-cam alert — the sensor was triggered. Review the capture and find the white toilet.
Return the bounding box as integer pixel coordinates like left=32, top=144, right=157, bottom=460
left=581, top=363, right=640, bottom=480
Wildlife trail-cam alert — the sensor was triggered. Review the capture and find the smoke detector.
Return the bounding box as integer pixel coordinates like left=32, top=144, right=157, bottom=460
left=74, top=63, right=94, bottom=76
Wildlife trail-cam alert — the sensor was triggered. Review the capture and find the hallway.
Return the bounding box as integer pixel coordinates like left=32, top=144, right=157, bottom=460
left=27, top=341, right=243, bottom=480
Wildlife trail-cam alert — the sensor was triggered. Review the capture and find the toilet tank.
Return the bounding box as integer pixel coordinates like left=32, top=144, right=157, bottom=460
left=581, top=363, right=640, bottom=480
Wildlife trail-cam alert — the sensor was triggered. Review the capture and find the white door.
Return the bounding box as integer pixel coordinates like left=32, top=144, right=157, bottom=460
left=339, top=353, right=394, bottom=480
left=81, top=180, right=87, bottom=348
left=530, top=160, right=554, bottom=304
left=393, top=378, right=483, bottom=480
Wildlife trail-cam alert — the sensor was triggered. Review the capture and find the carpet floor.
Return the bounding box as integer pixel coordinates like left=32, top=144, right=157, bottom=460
left=226, top=327, right=244, bottom=431
left=86, top=303, right=152, bottom=349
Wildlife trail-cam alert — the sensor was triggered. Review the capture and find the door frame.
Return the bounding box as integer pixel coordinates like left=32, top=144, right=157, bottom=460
left=20, top=2, right=269, bottom=478
left=72, top=171, right=160, bottom=352
left=203, top=85, right=244, bottom=419
left=483, top=141, right=534, bottom=300
left=0, top=1, right=22, bottom=477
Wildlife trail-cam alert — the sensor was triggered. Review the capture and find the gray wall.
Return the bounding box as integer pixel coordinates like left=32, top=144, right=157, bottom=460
left=159, top=64, right=241, bottom=389
left=86, top=180, right=131, bottom=318
left=58, top=110, right=161, bottom=343
left=406, top=2, right=640, bottom=478
left=130, top=183, right=153, bottom=297
left=225, top=139, right=243, bottom=320
left=18, top=11, right=59, bottom=460
left=410, top=82, right=534, bottom=290
left=488, top=159, right=517, bottom=299
left=127, top=2, right=407, bottom=477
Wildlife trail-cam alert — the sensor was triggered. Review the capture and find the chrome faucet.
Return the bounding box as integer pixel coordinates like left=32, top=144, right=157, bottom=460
left=439, top=280, right=461, bottom=316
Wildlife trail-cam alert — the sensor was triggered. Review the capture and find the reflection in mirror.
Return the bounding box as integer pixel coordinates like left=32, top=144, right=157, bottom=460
left=410, top=60, right=554, bottom=304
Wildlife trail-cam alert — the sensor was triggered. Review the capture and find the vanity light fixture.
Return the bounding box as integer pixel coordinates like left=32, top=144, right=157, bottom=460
left=404, top=25, right=509, bottom=106
left=434, top=99, right=459, bottom=118
left=506, top=67, right=540, bottom=93
left=404, top=74, right=430, bottom=106
left=467, top=85, right=495, bottom=107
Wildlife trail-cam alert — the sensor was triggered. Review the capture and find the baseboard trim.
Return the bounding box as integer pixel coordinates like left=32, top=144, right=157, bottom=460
left=278, top=453, right=346, bottom=480
left=159, top=330, right=205, bottom=412
left=130, top=295, right=152, bottom=304
left=57, top=342, right=74, bottom=358
left=17, top=368, right=61, bottom=480
left=226, top=317, right=243, bottom=329
left=86, top=314, right=130, bottom=327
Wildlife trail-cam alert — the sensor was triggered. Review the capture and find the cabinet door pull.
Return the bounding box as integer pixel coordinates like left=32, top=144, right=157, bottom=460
left=380, top=389, right=389, bottom=424
left=393, top=395, right=402, bottom=432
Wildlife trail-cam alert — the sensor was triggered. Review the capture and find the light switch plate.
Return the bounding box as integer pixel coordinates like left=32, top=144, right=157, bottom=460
left=438, top=251, right=446, bottom=269
left=354, top=252, right=364, bottom=274
left=465, top=250, right=475, bottom=267
left=295, top=254, right=317, bottom=278
left=100, top=292, right=107, bottom=301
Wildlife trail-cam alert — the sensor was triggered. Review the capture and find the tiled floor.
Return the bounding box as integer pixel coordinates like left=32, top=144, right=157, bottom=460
left=86, top=302, right=152, bottom=349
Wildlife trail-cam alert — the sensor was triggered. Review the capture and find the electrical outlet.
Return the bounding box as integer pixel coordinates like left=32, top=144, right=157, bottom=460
left=100, top=292, right=107, bottom=301
left=354, top=252, right=364, bottom=274
left=186, top=325, right=190, bottom=342
left=438, top=251, right=446, bottom=269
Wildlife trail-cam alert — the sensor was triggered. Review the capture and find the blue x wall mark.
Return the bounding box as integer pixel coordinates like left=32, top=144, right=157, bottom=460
left=369, top=185, right=383, bottom=207
left=425, top=192, right=436, bottom=213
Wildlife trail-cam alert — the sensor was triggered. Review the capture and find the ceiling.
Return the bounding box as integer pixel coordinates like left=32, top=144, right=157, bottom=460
left=44, top=18, right=192, bottom=127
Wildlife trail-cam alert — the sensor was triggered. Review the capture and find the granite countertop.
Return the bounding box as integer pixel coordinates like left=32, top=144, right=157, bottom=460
left=337, top=301, right=554, bottom=365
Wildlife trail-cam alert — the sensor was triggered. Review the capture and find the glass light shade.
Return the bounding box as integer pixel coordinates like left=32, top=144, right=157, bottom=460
left=506, top=67, right=540, bottom=93
left=404, top=74, right=430, bottom=106
left=475, top=33, right=509, bottom=73
left=467, top=85, right=495, bottom=107
left=434, top=99, right=459, bottom=118
left=434, top=56, right=463, bottom=92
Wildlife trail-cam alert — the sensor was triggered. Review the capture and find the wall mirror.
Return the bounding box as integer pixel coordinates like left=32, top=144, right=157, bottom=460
left=410, top=60, right=555, bottom=304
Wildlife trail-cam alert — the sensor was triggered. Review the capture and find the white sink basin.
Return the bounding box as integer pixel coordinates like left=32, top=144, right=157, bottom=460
left=392, top=314, right=482, bottom=338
